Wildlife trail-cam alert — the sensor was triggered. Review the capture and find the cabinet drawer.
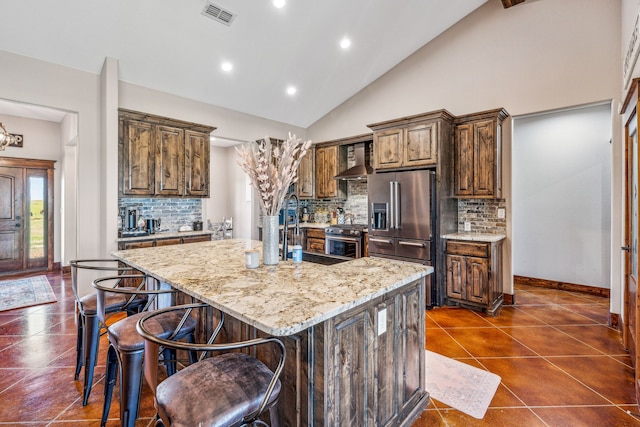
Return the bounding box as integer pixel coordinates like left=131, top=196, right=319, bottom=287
left=306, top=228, right=325, bottom=239
left=446, top=241, right=489, bottom=258
left=156, top=238, right=182, bottom=246
left=306, top=237, right=325, bottom=253
left=182, top=235, right=211, bottom=244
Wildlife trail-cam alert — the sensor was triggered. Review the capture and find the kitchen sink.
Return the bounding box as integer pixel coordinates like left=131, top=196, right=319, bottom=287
left=302, top=252, right=350, bottom=266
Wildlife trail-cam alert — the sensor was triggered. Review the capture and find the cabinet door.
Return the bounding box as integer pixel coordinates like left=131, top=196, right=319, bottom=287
left=403, top=122, right=438, bottom=168
left=185, top=131, right=210, bottom=197
left=454, top=123, right=474, bottom=196
left=473, top=119, right=496, bottom=197
left=466, top=256, right=489, bottom=304
left=297, top=148, right=315, bottom=199
left=315, top=147, right=327, bottom=198
left=374, top=129, right=403, bottom=170
left=122, top=120, right=155, bottom=196
left=323, top=146, right=338, bottom=198
left=446, top=254, right=465, bottom=299
left=156, top=126, right=185, bottom=196
left=315, top=146, right=338, bottom=198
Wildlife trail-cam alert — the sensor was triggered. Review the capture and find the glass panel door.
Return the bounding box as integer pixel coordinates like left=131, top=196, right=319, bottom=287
left=26, top=170, right=47, bottom=270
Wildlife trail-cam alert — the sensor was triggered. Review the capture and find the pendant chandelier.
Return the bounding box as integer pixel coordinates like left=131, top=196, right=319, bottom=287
left=0, top=122, right=18, bottom=151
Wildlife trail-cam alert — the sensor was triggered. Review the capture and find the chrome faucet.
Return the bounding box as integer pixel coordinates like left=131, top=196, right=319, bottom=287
left=282, top=192, right=300, bottom=260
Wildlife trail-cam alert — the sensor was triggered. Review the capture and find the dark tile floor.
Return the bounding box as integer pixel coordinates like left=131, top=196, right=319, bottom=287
left=414, top=284, right=640, bottom=427
left=0, top=271, right=638, bottom=426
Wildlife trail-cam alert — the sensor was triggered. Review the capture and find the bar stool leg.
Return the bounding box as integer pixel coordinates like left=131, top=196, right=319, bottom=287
left=119, top=349, right=145, bottom=427
left=74, top=311, right=84, bottom=381
left=101, top=346, right=119, bottom=427
left=82, top=314, right=100, bottom=406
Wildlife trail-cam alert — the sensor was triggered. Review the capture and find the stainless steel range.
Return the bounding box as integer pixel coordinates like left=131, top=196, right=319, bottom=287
left=324, top=224, right=367, bottom=259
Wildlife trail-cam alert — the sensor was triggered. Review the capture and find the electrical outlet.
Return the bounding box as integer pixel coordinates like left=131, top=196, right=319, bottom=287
left=497, top=208, right=506, bottom=219
left=378, top=308, right=387, bottom=335
left=464, top=221, right=471, bottom=232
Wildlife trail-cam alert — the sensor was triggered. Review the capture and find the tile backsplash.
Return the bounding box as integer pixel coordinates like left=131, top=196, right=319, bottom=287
left=118, top=198, right=202, bottom=232
left=457, top=199, right=506, bottom=234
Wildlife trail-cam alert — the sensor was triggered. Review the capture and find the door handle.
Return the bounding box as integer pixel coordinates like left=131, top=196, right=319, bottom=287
left=15, top=216, right=21, bottom=220
left=622, top=246, right=631, bottom=252
left=15, top=223, right=21, bottom=228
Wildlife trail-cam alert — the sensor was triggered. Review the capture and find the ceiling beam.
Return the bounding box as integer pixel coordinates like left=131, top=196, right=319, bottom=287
left=501, top=0, right=526, bottom=8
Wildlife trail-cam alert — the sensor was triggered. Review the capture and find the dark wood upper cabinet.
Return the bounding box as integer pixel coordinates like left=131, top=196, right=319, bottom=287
left=454, top=108, right=509, bottom=199
left=296, top=147, right=314, bottom=199
left=314, top=145, right=347, bottom=199
left=368, top=109, right=454, bottom=172
left=119, top=110, right=215, bottom=198
left=155, top=125, right=184, bottom=196
left=185, top=130, right=210, bottom=197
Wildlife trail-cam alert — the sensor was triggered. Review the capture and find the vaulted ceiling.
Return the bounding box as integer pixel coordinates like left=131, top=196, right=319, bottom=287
left=0, top=0, right=530, bottom=128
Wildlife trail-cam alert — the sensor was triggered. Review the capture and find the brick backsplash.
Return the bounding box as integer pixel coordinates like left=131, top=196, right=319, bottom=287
left=457, top=199, right=506, bottom=234
left=118, top=198, right=202, bottom=232
left=304, top=179, right=368, bottom=224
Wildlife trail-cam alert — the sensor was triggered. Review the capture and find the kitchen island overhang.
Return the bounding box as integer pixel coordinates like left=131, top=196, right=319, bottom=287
left=112, top=239, right=433, bottom=426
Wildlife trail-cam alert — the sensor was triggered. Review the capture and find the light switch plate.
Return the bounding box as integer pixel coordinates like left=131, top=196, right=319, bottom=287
left=464, top=221, right=471, bottom=232
left=497, top=208, right=506, bottom=219
left=378, top=308, right=387, bottom=335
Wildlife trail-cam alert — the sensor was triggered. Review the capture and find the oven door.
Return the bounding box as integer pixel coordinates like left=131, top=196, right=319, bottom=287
left=325, top=235, right=361, bottom=259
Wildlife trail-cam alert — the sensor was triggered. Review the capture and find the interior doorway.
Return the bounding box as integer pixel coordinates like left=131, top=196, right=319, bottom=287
left=0, top=157, right=54, bottom=274
left=512, top=102, right=612, bottom=290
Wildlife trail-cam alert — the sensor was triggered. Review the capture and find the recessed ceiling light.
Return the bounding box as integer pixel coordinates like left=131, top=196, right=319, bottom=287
left=286, top=86, right=297, bottom=96
left=221, top=61, right=233, bottom=72
left=273, top=0, right=285, bottom=8
left=340, top=37, right=351, bottom=49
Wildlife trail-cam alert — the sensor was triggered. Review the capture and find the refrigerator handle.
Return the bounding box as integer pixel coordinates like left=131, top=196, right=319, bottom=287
left=394, top=181, right=400, bottom=229
left=389, top=181, right=395, bottom=230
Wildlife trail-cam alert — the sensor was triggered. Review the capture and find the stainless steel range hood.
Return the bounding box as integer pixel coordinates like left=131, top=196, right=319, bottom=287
left=334, top=143, right=372, bottom=180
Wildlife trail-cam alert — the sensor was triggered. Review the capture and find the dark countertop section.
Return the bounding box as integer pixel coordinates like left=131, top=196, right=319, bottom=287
left=117, top=230, right=214, bottom=242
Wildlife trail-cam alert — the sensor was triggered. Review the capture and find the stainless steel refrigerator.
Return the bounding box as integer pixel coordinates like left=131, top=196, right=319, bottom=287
left=368, top=169, right=436, bottom=304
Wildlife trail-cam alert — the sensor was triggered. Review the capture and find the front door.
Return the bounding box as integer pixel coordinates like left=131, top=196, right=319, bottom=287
left=0, top=166, right=24, bottom=272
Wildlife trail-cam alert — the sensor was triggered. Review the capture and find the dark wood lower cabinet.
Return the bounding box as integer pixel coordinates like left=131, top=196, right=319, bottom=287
left=445, top=239, right=503, bottom=315
left=213, top=277, right=427, bottom=426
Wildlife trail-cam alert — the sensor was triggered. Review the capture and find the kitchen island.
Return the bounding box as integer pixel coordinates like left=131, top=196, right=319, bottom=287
left=112, top=238, right=432, bottom=426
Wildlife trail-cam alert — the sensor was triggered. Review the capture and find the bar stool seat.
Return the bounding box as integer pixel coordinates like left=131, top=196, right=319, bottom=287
left=93, top=275, right=196, bottom=427
left=70, top=259, right=146, bottom=406
left=155, top=352, right=281, bottom=427
left=137, top=303, right=285, bottom=427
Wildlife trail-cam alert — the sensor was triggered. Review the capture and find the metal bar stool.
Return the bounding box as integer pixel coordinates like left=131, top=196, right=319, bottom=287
left=137, top=303, right=285, bottom=427
left=93, top=275, right=199, bottom=427
left=70, top=259, right=147, bottom=406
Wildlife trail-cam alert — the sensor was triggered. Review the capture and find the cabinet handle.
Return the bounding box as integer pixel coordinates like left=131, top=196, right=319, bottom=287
left=370, top=238, right=392, bottom=244
left=622, top=246, right=630, bottom=252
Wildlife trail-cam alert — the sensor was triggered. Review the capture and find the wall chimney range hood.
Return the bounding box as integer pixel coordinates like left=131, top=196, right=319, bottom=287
left=334, top=143, right=372, bottom=180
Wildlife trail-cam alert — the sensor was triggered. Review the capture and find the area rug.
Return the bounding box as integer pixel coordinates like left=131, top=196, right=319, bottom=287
left=425, top=350, right=501, bottom=419
left=0, top=275, right=57, bottom=312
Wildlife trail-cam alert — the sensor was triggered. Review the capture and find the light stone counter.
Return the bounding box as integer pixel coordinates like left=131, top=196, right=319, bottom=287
left=112, top=238, right=431, bottom=336
left=441, top=232, right=506, bottom=243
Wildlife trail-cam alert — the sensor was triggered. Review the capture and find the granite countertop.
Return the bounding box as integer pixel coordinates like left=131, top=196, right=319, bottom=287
left=111, top=238, right=431, bottom=336
left=441, top=232, right=506, bottom=243
left=117, top=230, right=214, bottom=242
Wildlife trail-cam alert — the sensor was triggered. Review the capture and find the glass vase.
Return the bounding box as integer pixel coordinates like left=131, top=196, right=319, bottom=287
left=262, top=215, right=279, bottom=265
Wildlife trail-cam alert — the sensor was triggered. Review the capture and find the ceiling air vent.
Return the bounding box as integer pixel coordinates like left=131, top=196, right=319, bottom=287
left=201, top=2, right=236, bottom=26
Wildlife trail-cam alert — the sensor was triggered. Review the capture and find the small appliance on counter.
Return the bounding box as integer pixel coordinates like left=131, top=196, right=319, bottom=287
left=193, top=221, right=203, bottom=231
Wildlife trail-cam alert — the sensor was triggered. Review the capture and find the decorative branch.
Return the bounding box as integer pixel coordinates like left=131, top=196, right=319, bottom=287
left=236, top=133, right=312, bottom=216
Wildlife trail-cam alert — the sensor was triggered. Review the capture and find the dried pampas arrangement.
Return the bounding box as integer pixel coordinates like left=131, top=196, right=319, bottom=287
left=236, top=133, right=312, bottom=216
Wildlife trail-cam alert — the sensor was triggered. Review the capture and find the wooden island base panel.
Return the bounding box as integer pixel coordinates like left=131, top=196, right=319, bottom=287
left=113, top=238, right=433, bottom=426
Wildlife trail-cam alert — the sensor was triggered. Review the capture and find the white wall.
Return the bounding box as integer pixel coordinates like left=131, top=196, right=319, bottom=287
left=307, top=0, right=622, bottom=311
left=0, top=113, right=63, bottom=263
left=513, top=103, right=612, bottom=288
